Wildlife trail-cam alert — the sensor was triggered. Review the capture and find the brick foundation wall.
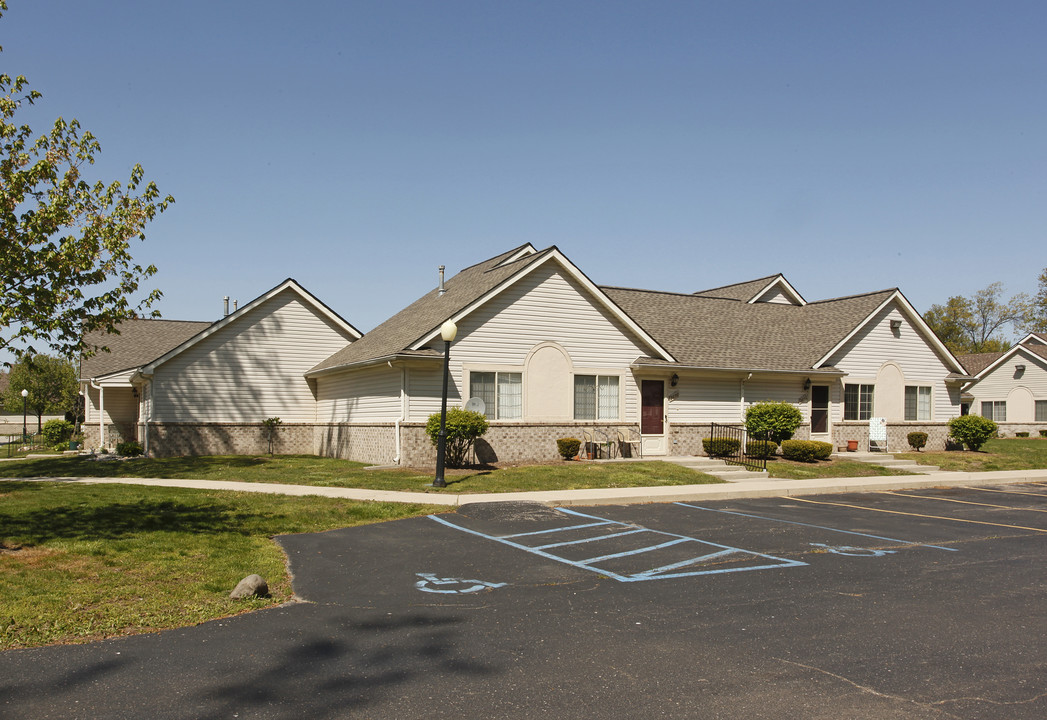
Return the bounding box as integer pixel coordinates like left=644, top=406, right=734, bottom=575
left=833, top=422, right=956, bottom=453
left=143, top=423, right=313, bottom=457
left=398, top=422, right=640, bottom=467
left=314, top=424, right=398, bottom=465
left=994, top=423, right=1047, bottom=437
left=83, top=423, right=134, bottom=450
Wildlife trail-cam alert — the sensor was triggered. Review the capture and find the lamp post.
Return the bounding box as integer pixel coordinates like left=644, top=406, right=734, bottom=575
left=432, top=319, right=458, bottom=488
left=21, top=389, right=28, bottom=442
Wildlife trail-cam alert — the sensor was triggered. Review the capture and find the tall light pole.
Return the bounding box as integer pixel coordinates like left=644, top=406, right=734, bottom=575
left=21, top=389, right=28, bottom=441
left=432, top=319, right=458, bottom=488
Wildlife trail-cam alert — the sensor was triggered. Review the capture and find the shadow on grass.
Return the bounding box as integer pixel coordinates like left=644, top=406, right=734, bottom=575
left=0, top=454, right=275, bottom=480
left=0, top=498, right=248, bottom=544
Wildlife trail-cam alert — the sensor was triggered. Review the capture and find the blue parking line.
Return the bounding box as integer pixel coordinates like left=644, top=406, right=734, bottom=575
left=675, top=502, right=958, bottom=552
left=428, top=509, right=807, bottom=582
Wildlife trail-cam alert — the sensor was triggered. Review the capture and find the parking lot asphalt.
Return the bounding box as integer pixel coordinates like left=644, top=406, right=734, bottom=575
left=2, top=482, right=1046, bottom=719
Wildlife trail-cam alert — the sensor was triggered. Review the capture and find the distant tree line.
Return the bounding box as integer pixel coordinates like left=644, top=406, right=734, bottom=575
left=923, top=268, right=1047, bottom=355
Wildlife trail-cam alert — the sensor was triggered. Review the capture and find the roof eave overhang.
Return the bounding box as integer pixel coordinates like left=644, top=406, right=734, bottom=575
left=305, top=352, right=440, bottom=379
left=629, top=361, right=846, bottom=377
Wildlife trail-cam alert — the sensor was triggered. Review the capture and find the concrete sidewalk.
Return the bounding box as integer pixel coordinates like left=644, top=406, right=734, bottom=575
left=9, top=467, right=1047, bottom=506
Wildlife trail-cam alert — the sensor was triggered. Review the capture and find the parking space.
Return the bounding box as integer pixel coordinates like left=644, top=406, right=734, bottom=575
left=3, top=483, right=1047, bottom=720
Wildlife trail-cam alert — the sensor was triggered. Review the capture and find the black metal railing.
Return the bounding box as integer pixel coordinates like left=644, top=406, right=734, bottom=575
left=3, top=432, right=45, bottom=458
left=708, top=423, right=770, bottom=472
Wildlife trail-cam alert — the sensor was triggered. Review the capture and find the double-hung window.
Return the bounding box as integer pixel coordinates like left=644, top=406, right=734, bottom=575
left=574, top=375, right=620, bottom=420
left=904, top=386, right=932, bottom=421
left=981, top=401, right=1006, bottom=422
left=1037, top=400, right=1047, bottom=422
left=844, top=384, right=874, bottom=421
left=469, top=371, right=522, bottom=420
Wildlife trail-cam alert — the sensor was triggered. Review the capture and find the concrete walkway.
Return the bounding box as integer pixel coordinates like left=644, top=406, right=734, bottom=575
left=6, top=466, right=1047, bottom=507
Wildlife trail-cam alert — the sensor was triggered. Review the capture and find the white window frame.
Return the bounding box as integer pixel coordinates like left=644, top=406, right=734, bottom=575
left=981, top=401, right=1006, bottom=422
left=573, top=374, right=621, bottom=421
left=844, top=383, right=874, bottom=421
left=468, top=370, right=523, bottom=420
left=1036, top=400, right=1047, bottom=423
left=904, top=386, right=932, bottom=421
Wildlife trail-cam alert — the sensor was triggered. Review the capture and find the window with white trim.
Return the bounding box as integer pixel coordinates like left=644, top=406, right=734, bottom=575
left=574, top=375, right=620, bottom=420
left=981, top=401, right=1006, bottom=422
left=1035, top=400, right=1047, bottom=422
left=844, top=384, right=874, bottom=421
left=469, top=371, right=522, bottom=420
left=904, top=386, right=932, bottom=421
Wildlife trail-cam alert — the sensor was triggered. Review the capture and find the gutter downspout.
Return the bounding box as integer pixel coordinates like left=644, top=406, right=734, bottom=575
left=90, top=379, right=104, bottom=449
left=391, top=361, right=406, bottom=465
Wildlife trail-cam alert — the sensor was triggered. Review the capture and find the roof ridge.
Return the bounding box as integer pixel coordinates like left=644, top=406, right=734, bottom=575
left=805, top=288, right=897, bottom=305
left=453, top=243, right=538, bottom=274
left=601, top=284, right=742, bottom=300
left=480, top=245, right=552, bottom=274
left=692, top=274, right=782, bottom=294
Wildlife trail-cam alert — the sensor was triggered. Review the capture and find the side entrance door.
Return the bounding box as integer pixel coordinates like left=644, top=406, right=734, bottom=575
left=811, top=385, right=829, bottom=435
left=641, top=380, right=666, bottom=455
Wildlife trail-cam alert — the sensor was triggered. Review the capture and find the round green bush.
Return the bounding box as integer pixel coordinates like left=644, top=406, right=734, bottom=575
left=780, top=439, right=832, bottom=462
left=115, top=440, right=143, bottom=457
left=557, top=437, right=581, bottom=460
left=41, top=419, right=74, bottom=446
left=907, top=432, right=928, bottom=452
left=744, top=402, right=803, bottom=444
left=947, top=415, right=998, bottom=451
left=702, top=437, right=741, bottom=457
left=425, top=407, right=490, bottom=468
left=745, top=439, right=778, bottom=459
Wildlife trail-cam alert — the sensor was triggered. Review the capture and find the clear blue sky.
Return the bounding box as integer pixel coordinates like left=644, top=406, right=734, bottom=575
left=4, top=1, right=1045, bottom=348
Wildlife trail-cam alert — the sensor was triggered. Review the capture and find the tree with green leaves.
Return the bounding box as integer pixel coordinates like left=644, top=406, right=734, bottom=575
left=0, top=0, right=173, bottom=363
left=923, top=282, right=1029, bottom=355
left=1022, top=268, right=1047, bottom=334
left=1, top=354, right=78, bottom=433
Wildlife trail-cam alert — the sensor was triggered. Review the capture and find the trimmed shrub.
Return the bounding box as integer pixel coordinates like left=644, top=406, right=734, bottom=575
left=702, top=437, right=741, bottom=457
left=425, top=407, right=490, bottom=468
left=557, top=437, right=581, bottom=460
left=744, top=402, right=803, bottom=444
left=781, top=439, right=832, bottom=462
left=41, top=419, right=74, bottom=446
left=116, top=440, right=143, bottom=457
left=948, top=415, right=998, bottom=451
left=1040, top=430, right=1047, bottom=438
left=745, top=439, right=778, bottom=459
left=1015, top=432, right=1029, bottom=438
left=907, top=432, right=928, bottom=452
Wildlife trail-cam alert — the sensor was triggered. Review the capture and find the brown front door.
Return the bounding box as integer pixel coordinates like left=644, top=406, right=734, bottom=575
left=811, top=385, right=829, bottom=434
left=641, top=380, right=664, bottom=435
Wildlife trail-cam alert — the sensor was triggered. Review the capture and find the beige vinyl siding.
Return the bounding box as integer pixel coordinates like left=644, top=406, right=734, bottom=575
left=85, top=383, right=137, bottom=426
left=754, top=287, right=795, bottom=305
left=150, top=290, right=354, bottom=423
left=407, top=365, right=446, bottom=421
left=669, top=375, right=746, bottom=423
left=966, top=349, right=1047, bottom=422
left=316, top=364, right=403, bottom=422
left=825, top=301, right=959, bottom=422
left=425, top=263, right=652, bottom=422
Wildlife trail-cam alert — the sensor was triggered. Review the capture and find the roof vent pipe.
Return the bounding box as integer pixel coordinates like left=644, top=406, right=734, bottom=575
left=234, top=300, right=238, bottom=311
left=438, top=265, right=446, bottom=296
left=223, top=296, right=229, bottom=316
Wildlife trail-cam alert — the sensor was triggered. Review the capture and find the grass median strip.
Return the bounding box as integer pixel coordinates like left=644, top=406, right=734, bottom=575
left=0, top=481, right=441, bottom=650
left=896, top=437, right=1047, bottom=472
left=0, top=454, right=723, bottom=493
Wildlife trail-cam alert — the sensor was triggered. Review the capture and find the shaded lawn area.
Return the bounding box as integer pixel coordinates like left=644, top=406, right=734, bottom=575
left=0, top=481, right=440, bottom=650
left=896, top=437, right=1047, bottom=472
left=766, top=458, right=915, bottom=480
left=0, top=455, right=723, bottom=492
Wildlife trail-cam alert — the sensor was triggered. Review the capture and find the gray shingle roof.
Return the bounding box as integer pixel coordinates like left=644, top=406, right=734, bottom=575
left=957, top=351, right=1007, bottom=377
left=309, top=245, right=551, bottom=374
left=601, top=286, right=896, bottom=372
left=80, top=319, right=213, bottom=379
left=692, top=275, right=782, bottom=301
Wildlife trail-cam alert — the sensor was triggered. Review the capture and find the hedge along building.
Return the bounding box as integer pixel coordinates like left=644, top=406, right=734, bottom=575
left=79, top=279, right=361, bottom=455
left=306, top=244, right=973, bottom=466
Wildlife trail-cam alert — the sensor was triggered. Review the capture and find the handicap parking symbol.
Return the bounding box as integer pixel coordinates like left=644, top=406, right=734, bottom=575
left=809, top=543, right=897, bottom=557
left=415, top=573, right=507, bottom=594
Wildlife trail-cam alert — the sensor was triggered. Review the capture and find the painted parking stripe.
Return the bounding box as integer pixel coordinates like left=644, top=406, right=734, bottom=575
left=967, top=486, right=1047, bottom=498
left=878, top=490, right=1047, bottom=513
left=429, top=509, right=806, bottom=582
left=675, top=502, right=957, bottom=552
left=787, top=496, right=1047, bottom=534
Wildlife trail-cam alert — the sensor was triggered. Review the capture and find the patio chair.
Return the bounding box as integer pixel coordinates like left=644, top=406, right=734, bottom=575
left=595, top=429, right=617, bottom=459
left=581, top=429, right=598, bottom=460
left=617, top=428, right=642, bottom=459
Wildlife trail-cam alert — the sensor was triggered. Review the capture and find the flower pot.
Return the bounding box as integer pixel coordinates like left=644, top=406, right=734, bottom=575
left=847, top=440, right=858, bottom=452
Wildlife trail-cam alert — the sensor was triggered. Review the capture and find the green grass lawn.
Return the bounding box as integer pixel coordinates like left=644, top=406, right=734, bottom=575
left=766, top=458, right=915, bottom=480
left=896, top=436, right=1047, bottom=472
left=0, top=454, right=723, bottom=492
left=0, top=481, right=440, bottom=650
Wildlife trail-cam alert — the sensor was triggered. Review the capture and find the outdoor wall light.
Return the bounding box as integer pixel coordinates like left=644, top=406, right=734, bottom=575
left=1015, top=364, right=1026, bottom=373
left=890, top=319, right=902, bottom=331
left=803, top=378, right=811, bottom=390
left=670, top=373, right=679, bottom=387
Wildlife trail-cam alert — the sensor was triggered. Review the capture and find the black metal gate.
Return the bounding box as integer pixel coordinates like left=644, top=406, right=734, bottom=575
left=708, top=423, right=770, bottom=472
